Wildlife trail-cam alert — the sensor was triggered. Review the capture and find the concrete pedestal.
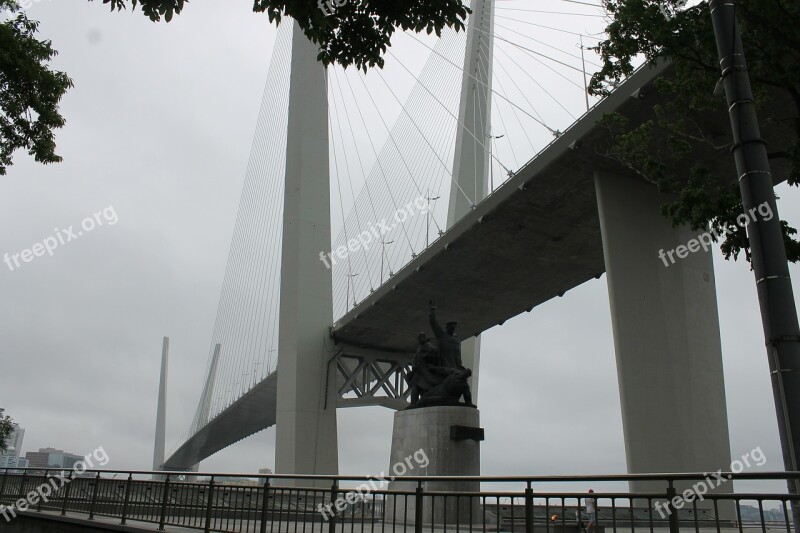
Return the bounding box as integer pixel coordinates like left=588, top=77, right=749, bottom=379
left=387, top=406, right=482, bottom=525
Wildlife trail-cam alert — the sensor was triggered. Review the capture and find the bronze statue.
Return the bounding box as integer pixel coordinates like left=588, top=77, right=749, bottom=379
left=405, top=301, right=475, bottom=408
left=408, top=332, right=441, bottom=407
left=429, top=301, right=463, bottom=370
left=416, top=367, right=474, bottom=407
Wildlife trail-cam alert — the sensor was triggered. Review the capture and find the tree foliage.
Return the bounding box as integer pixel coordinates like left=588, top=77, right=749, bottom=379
left=590, top=0, right=800, bottom=263
left=0, top=0, right=73, bottom=175
left=93, top=0, right=471, bottom=70
left=0, top=409, right=13, bottom=453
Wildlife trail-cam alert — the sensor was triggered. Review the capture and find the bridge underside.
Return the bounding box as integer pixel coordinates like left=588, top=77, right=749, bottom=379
left=163, top=353, right=406, bottom=469
left=331, top=61, right=793, bottom=352
left=163, top=373, right=278, bottom=470
left=165, top=61, right=795, bottom=470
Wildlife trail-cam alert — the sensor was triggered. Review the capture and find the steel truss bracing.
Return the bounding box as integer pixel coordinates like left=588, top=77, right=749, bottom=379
left=333, top=344, right=413, bottom=410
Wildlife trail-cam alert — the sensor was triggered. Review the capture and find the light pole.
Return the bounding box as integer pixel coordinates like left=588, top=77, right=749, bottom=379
left=579, top=35, right=590, bottom=113
left=486, top=132, right=504, bottom=191
left=708, top=0, right=800, bottom=522
left=380, top=239, right=394, bottom=285
left=425, top=189, right=440, bottom=247
left=346, top=272, right=359, bottom=310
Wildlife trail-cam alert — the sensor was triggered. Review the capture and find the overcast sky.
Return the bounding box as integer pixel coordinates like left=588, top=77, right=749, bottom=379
left=1, top=0, right=799, bottom=497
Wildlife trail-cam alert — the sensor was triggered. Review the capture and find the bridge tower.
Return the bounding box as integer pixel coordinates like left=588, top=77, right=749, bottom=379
left=274, top=22, right=339, bottom=476
left=595, top=172, right=732, bottom=492
left=446, top=0, right=495, bottom=404
left=152, top=337, right=168, bottom=478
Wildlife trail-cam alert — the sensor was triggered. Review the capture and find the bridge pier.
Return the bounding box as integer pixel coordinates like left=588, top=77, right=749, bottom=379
left=274, top=22, right=338, bottom=477
left=594, top=171, right=732, bottom=492
left=445, top=0, right=495, bottom=406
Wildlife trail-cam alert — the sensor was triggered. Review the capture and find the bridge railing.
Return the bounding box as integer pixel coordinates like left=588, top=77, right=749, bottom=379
left=0, top=469, right=799, bottom=533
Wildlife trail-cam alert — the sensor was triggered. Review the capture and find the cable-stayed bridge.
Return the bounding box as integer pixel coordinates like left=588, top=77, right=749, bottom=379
left=153, top=0, right=795, bottom=488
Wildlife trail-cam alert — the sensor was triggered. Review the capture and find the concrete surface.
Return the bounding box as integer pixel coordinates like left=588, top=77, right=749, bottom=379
left=387, top=406, right=482, bottom=524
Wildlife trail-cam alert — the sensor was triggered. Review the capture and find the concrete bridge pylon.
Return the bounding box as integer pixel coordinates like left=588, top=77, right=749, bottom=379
left=595, top=171, right=732, bottom=491
left=445, top=0, right=496, bottom=407
left=274, top=21, right=339, bottom=477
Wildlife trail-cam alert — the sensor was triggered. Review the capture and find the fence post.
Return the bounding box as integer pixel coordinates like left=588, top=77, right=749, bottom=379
left=37, top=470, right=48, bottom=512
left=16, top=471, right=27, bottom=506
left=60, top=472, right=74, bottom=516
left=415, top=481, right=424, bottom=533
left=158, top=473, right=171, bottom=530
left=666, top=481, right=679, bottom=533
left=259, top=478, right=271, bottom=533
left=328, top=480, right=339, bottom=533
left=88, top=471, right=101, bottom=520
left=204, top=476, right=215, bottom=533
left=0, top=468, right=8, bottom=502
left=525, top=482, right=534, bottom=533
left=120, top=473, right=133, bottom=525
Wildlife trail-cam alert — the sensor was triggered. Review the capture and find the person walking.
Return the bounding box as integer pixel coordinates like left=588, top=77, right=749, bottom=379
left=584, top=489, right=597, bottom=533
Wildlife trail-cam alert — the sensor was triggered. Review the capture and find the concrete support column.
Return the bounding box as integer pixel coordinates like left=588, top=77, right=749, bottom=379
left=447, top=0, right=494, bottom=225
left=445, top=0, right=495, bottom=404
left=152, top=336, right=169, bottom=477
left=274, top=22, right=338, bottom=477
left=594, top=171, right=732, bottom=492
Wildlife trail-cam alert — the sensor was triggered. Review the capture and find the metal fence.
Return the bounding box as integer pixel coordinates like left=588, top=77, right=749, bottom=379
left=0, top=469, right=798, bottom=533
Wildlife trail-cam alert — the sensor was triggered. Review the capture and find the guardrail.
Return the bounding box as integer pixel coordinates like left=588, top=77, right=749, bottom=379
left=0, top=469, right=798, bottom=533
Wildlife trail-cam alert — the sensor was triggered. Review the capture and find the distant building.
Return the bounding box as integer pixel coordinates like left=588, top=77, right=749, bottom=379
left=214, top=476, right=260, bottom=487
left=1, top=424, right=28, bottom=472
left=24, top=451, right=48, bottom=468
left=0, top=456, right=28, bottom=475
left=25, top=447, right=84, bottom=469
left=0, top=424, right=25, bottom=468
left=0, top=424, right=25, bottom=463
left=4, top=424, right=24, bottom=456
left=0, top=455, right=23, bottom=468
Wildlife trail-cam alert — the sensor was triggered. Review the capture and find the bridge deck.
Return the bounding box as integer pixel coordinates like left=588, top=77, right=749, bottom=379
left=165, top=372, right=277, bottom=470
left=166, top=60, right=795, bottom=469
left=332, top=63, right=688, bottom=351
left=331, top=61, right=792, bottom=353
